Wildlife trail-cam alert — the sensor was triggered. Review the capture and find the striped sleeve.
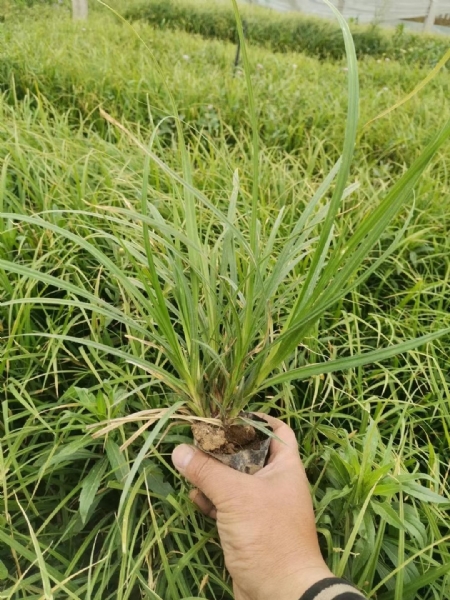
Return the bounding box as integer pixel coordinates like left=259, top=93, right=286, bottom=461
left=299, top=578, right=367, bottom=600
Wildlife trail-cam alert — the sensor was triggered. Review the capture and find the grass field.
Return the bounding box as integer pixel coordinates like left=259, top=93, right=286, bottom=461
left=0, top=2, right=450, bottom=599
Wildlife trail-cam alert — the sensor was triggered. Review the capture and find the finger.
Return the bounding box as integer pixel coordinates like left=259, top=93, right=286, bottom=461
left=254, top=413, right=300, bottom=465
left=189, top=489, right=217, bottom=519
left=172, top=444, right=247, bottom=506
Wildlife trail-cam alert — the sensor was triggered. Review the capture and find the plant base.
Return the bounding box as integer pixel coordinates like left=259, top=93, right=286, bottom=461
left=191, top=412, right=271, bottom=474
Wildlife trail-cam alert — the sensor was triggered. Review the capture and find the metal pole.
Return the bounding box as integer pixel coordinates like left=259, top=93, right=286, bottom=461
left=424, top=0, right=437, bottom=32
left=72, top=0, right=88, bottom=20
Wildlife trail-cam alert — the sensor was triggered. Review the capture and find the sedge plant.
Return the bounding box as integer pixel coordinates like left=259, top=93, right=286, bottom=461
left=92, top=0, right=450, bottom=431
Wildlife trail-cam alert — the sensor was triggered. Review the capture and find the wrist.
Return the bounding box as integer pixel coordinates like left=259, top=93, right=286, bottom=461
left=256, top=564, right=334, bottom=600
left=233, top=562, right=334, bottom=600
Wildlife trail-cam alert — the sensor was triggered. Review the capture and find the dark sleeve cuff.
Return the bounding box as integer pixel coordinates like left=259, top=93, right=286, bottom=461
left=299, top=577, right=367, bottom=600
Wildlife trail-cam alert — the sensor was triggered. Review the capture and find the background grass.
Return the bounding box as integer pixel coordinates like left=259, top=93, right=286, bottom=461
left=0, top=2, right=450, bottom=599
left=124, top=0, right=450, bottom=66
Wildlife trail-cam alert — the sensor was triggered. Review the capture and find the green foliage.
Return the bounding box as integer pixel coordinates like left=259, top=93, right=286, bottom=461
left=0, top=0, right=67, bottom=22
left=0, top=13, right=448, bottom=169
left=125, top=0, right=450, bottom=66
left=1, top=4, right=450, bottom=600
left=1, top=0, right=55, bottom=6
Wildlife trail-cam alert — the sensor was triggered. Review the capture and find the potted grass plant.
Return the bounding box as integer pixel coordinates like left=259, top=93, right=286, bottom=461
left=85, top=1, right=450, bottom=475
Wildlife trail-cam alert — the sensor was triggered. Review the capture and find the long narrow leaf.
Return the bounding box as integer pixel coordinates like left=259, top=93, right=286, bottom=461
left=259, top=327, right=450, bottom=391
left=118, top=401, right=185, bottom=517
left=285, top=0, right=359, bottom=321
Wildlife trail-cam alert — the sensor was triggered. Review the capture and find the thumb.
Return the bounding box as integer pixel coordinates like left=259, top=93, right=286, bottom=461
left=172, top=444, right=246, bottom=506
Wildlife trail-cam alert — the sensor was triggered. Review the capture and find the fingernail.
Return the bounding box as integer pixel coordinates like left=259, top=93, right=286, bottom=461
left=172, top=444, right=196, bottom=471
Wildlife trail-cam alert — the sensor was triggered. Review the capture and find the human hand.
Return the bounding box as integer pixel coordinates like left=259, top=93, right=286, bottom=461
left=172, top=415, right=332, bottom=600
